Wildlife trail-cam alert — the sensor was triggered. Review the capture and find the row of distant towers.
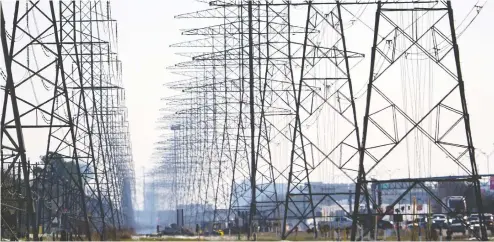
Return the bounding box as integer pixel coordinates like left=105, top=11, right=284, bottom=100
left=153, top=0, right=489, bottom=240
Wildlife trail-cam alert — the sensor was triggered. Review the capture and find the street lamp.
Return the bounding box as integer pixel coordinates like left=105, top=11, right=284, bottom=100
left=477, top=147, right=494, bottom=174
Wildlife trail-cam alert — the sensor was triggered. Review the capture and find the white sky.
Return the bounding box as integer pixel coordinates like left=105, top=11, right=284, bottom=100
left=111, top=0, right=494, bottom=208
left=112, top=0, right=199, bottom=169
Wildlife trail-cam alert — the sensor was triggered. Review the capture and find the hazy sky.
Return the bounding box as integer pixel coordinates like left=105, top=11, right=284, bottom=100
left=112, top=0, right=199, bottom=171
left=109, top=0, right=494, bottom=208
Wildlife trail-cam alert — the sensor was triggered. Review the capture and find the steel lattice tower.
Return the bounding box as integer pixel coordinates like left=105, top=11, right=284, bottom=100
left=1, top=1, right=135, bottom=240
left=351, top=1, right=488, bottom=240
left=155, top=0, right=488, bottom=241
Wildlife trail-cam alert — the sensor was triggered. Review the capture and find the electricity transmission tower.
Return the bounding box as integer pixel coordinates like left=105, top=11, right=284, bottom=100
left=352, top=1, right=488, bottom=240
left=155, top=0, right=488, bottom=241
left=162, top=1, right=366, bottom=239
left=1, top=1, right=135, bottom=240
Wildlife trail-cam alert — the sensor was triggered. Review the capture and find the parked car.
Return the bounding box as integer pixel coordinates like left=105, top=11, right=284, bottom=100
left=469, top=213, right=492, bottom=234
left=470, top=213, right=494, bottom=232
left=406, top=217, right=427, bottom=229
left=484, top=214, right=494, bottom=233
left=448, top=218, right=466, bottom=235
left=431, top=214, right=448, bottom=229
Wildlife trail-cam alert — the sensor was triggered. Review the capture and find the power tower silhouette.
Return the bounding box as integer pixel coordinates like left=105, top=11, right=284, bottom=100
left=352, top=1, right=487, bottom=240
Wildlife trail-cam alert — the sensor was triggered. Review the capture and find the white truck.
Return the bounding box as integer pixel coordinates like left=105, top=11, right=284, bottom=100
left=441, top=196, right=466, bottom=214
